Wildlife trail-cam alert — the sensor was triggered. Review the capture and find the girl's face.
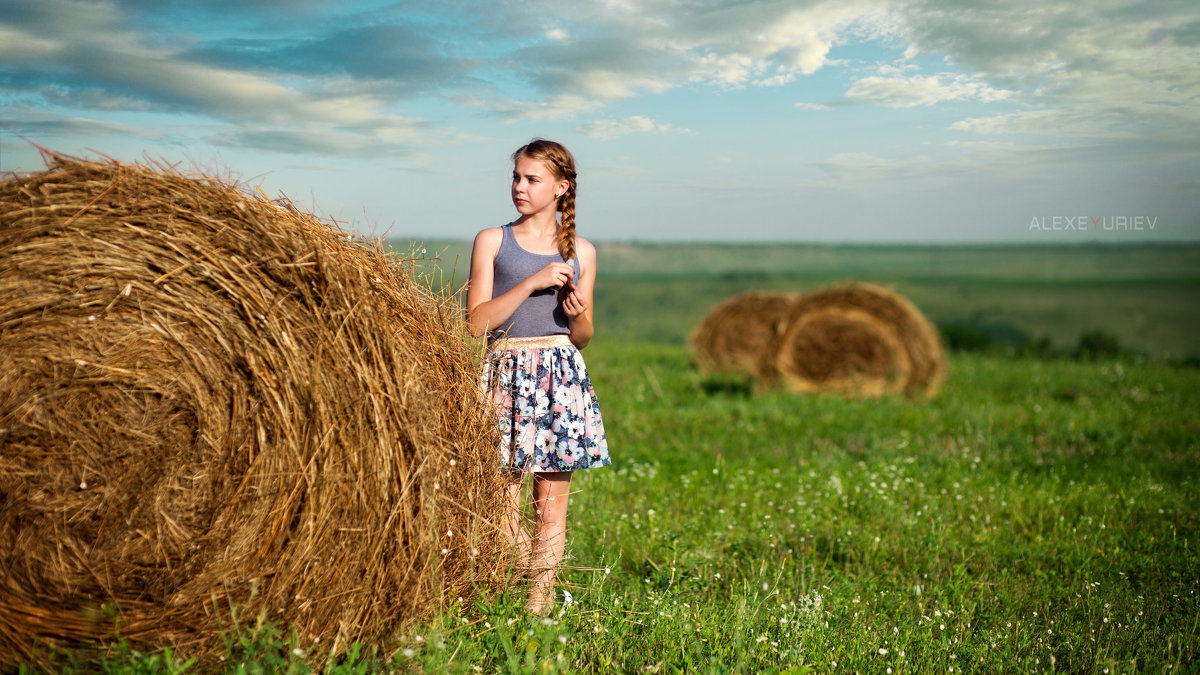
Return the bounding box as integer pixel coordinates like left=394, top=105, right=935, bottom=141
left=512, top=154, right=568, bottom=218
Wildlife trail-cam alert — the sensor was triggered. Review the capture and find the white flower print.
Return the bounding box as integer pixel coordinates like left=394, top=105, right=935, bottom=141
left=535, top=429, right=557, bottom=451
left=566, top=420, right=584, bottom=438
left=484, top=343, right=609, bottom=473
left=518, top=377, right=537, bottom=398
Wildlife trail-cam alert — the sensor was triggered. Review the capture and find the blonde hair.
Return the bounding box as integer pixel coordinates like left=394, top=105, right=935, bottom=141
left=513, top=139, right=578, bottom=261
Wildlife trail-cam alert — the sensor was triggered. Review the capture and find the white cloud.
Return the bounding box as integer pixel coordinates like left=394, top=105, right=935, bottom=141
left=893, top=0, right=1200, bottom=141
left=450, top=94, right=486, bottom=108
left=0, top=26, right=63, bottom=58
left=749, top=1, right=891, bottom=76
left=576, top=116, right=677, bottom=139
left=844, top=73, right=1013, bottom=107
left=691, top=51, right=766, bottom=88
left=675, top=0, right=894, bottom=88
left=949, top=104, right=1200, bottom=153
left=794, top=102, right=832, bottom=111
left=502, top=0, right=894, bottom=108
left=0, top=7, right=399, bottom=127
left=575, top=70, right=673, bottom=99
left=210, top=126, right=411, bottom=157
left=489, top=94, right=601, bottom=121
left=497, top=0, right=1198, bottom=154
left=4, top=0, right=1198, bottom=170
left=943, top=138, right=1087, bottom=164
left=2, top=111, right=162, bottom=139
left=90, top=44, right=389, bottom=126
left=875, top=63, right=919, bottom=76
left=0, top=0, right=441, bottom=157
left=818, top=151, right=914, bottom=179
left=951, top=109, right=1070, bottom=135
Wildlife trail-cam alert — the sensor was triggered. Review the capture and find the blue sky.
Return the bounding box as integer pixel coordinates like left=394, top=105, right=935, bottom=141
left=2, top=0, right=1197, bottom=243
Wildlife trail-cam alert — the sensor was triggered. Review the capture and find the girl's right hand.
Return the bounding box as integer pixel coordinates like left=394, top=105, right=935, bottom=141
left=529, top=262, right=575, bottom=291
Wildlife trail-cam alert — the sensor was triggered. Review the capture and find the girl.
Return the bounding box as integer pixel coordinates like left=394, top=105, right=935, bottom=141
left=466, top=139, right=610, bottom=614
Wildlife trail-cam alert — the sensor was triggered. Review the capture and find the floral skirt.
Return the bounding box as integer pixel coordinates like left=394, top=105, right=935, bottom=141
left=482, top=335, right=610, bottom=473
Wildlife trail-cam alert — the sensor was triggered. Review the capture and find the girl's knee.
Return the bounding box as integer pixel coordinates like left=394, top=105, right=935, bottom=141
left=535, top=499, right=569, bottom=526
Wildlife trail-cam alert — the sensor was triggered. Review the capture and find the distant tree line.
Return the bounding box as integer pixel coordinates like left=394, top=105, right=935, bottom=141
left=938, top=322, right=1198, bottom=367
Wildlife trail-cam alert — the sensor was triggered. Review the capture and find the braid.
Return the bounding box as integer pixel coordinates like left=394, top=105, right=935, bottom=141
left=558, top=184, right=576, bottom=262
left=513, top=138, right=578, bottom=261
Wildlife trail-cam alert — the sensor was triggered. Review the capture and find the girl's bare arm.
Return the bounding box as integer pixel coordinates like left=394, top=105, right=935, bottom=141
left=563, top=237, right=596, bottom=349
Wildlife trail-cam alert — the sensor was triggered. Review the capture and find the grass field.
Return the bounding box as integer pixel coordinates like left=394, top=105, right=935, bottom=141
left=382, top=342, right=1200, bottom=674
left=55, top=345, right=1200, bottom=673
left=31, top=242, right=1200, bottom=673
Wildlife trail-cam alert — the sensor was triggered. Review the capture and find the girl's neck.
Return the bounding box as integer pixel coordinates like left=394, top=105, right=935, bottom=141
left=513, top=213, right=559, bottom=238
left=511, top=214, right=561, bottom=255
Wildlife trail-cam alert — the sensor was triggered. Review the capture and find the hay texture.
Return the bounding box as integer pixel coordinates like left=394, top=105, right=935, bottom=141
left=689, top=292, right=799, bottom=378
left=773, top=307, right=911, bottom=396
left=0, top=154, right=508, bottom=667
left=771, top=283, right=944, bottom=398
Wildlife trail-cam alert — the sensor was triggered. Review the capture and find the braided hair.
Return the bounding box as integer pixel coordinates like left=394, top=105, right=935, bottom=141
left=513, top=139, right=578, bottom=261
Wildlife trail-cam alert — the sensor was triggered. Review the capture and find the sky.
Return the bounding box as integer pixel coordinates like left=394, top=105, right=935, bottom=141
left=1, top=0, right=1198, bottom=243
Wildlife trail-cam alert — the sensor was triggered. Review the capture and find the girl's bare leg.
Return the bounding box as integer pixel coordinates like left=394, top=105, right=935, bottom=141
left=504, top=474, right=532, bottom=570
left=527, top=471, right=573, bottom=614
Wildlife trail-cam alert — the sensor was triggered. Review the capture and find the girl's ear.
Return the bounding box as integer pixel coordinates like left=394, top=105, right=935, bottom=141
left=557, top=178, right=570, bottom=198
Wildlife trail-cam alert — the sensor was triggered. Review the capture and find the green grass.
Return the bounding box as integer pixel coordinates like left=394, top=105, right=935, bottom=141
left=43, top=345, right=1199, bottom=672
left=393, top=343, right=1197, bottom=673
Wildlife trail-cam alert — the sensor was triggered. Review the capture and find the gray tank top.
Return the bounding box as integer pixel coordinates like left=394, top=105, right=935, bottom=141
left=489, top=224, right=581, bottom=339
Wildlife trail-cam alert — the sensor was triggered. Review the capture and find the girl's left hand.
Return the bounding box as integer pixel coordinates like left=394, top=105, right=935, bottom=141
left=561, top=286, right=588, bottom=317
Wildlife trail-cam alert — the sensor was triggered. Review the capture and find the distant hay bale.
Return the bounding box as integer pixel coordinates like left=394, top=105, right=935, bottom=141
left=773, top=307, right=912, bottom=397
left=772, top=283, right=944, bottom=398
left=689, top=292, right=799, bottom=377
left=0, top=153, right=508, bottom=668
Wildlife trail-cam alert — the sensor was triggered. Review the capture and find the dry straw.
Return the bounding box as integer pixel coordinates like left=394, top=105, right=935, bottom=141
left=689, top=292, right=799, bottom=378
left=0, top=152, right=509, bottom=668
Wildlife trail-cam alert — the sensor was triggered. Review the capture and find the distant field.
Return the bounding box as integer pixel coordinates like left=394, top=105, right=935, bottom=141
left=394, top=240, right=1200, bottom=358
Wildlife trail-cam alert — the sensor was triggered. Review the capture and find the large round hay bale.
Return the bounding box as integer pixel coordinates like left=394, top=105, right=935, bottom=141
left=771, top=283, right=944, bottom=398
left=0, top=154, right=508, bottom=668
left=689, top=292, right=799, bottom=377
left=774, top=307, right=912, bottom=396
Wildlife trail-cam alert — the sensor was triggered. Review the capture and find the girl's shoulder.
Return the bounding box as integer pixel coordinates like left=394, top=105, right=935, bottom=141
left=575, top=236, right=596, bottom=260
left=474, top=224, right=511, bottom=245
left=471, top=226, right=507, bottom=259
left=475, top=224, right=508, bottom=237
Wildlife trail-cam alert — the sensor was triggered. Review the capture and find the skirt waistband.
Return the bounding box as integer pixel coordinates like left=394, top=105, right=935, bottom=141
left=488, top=334, right=573, bottom=350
